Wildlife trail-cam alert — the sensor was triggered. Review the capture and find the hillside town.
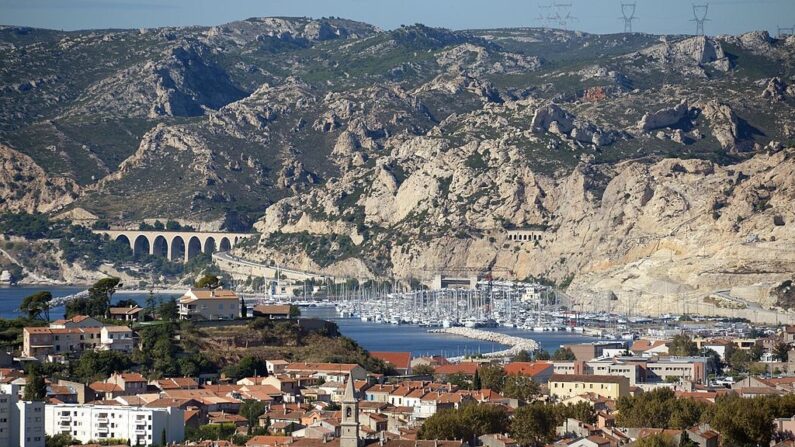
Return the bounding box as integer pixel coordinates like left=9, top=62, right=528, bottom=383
left=3, top=278, right=795, bottom=447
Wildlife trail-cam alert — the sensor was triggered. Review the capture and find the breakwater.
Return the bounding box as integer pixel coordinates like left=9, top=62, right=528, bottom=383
left=429, top=327, right=539, bottom=359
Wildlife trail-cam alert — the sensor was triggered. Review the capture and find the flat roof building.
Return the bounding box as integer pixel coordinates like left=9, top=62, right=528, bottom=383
left=0, top=384, right=45, bottom=447
left=44, top=404, right=184, bottom=446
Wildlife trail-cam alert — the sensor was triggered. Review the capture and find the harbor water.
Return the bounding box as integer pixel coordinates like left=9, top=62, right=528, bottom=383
left=0, top=286, right=599, bottom=356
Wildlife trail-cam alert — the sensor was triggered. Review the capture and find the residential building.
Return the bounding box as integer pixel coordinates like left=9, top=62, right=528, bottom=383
left=364, top=384, right=397, bottom=403
left=566, top=435, right=616, bottom=447
left=49, top=315, right=103, bottom=329
left=246, top=435, right=294, bottom=447
left=0, top=384, right=45, bottom=447
left=554, top=357, right=710, bottom=385
left=266, top=360, right=289, bottom=375
left=90, top=373, right=148, bottom=399
left=479, top=434, right=518, bottom=447
left=46, top=384, right=78, bottom=404
left=151, top=377, right=199, bottom=391
left=252, top=305, right=293, bottom=319
left=100, top=326, right=134, bottom=353
left=263, top=376, right=300, bottom=395
left=410, top=356, right=450, bottom=369
left=22, top=318, right=133, bottom=360
left=433, top=362, right=479, bottom=379
left=107, top=306, right=143, bottom=322
left=548, top=374, right=630, bottom=400
left=563, top=342, right=627, bottom=362
left=415, top=392, right=472, bottom=420
left=503, top=362, right=554, bottom=384
left=178, top=288, right=241, bottom=320
left=370, top=352, right=412, bottom=375
left=687, top=424, right=720, bottom=447
left=55, top=380, right=92, bottom=404
left=45, top=404, right=184, bottom=446
left=629, top=340, right=670, bottom=357
left=285, top=363, right=368, bottom=382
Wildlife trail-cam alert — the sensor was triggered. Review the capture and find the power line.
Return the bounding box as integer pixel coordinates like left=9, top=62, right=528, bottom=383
left=778, top=26, right=795, bottom=38
left=552, top=1, right=577, bottom=30
left=619, top=2, right=638, bottom=33
left=537, top=2, right=554, bottom=29
left=691, top=3, right=710, bottom=35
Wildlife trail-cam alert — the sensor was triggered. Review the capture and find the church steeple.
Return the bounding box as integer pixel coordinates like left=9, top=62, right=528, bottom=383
left=340, top=377, right=360, bottom=447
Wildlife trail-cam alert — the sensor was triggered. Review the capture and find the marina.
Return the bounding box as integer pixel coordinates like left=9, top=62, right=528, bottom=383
left=328, top=280, right=599, bottom=333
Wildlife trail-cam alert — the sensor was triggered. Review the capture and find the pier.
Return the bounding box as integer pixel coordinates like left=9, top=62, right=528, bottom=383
left=429, top=327, right=539, bottom=359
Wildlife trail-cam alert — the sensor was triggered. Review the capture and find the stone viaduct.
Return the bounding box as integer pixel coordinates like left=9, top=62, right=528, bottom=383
left=92, top=230, right=254, bottom=263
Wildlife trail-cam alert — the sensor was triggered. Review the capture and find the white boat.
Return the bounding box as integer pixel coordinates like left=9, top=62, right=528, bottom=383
left=463, top=317, right=479, bottom=328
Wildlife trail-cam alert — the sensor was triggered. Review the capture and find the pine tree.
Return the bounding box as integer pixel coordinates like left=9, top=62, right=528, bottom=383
left=23, top=364, right=46, bottom=401
left=472, top=369, right=482, bottom=390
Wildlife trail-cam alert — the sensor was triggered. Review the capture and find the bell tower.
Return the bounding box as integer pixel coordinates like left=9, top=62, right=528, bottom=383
left=340, top=377, right=360, bottom=447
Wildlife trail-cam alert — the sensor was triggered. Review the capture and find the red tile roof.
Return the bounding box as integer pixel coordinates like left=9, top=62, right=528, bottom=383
left=504, top=362, right=553, bottom=377
left=371, top=352, right=412, bottom=371
left=253, top=305, right=291, bottom=315
left=246, top=436, right=294, bottom=447
left=434, top=362, right=479, bottom=376
left=285, top=363, right=360, bottom=373
left=155, top=377, right=199, bottom=390
left=89, top=382, right=123, bottom=393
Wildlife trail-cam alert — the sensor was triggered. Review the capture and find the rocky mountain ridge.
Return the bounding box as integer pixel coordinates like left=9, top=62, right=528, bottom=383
left=2, top=18, right=795, bottom=311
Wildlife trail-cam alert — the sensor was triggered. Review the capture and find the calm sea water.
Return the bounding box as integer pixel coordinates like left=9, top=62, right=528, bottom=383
left=0, top=285, right=181, bottom=321
left=0, top=286, right=598, bottom=356
left=301, top=307, right=599, bottom=356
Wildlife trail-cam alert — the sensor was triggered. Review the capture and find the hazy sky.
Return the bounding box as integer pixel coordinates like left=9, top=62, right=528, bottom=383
left=1, top=0, right=793, bottom=36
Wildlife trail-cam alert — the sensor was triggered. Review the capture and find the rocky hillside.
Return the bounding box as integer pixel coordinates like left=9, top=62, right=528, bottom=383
left=2, top=19, right=795, bottom=310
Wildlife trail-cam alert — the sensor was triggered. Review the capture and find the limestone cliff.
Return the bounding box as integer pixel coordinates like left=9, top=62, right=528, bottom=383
left=0, top=144, right=79, bottom=213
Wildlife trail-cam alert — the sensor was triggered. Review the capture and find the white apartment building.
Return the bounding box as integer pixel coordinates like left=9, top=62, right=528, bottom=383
left=0, top=384, right=45, bottom=447
left=44, top=404, right=184, bottom=446
left=178, top=288, right=241, bottom=320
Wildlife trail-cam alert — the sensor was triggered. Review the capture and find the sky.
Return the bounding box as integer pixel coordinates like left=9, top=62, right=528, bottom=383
left=0, top=0, right=793, bottom=36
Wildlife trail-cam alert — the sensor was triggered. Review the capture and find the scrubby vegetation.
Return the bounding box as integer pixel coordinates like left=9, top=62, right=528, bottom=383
left=0, top=212, right=219, bottom=281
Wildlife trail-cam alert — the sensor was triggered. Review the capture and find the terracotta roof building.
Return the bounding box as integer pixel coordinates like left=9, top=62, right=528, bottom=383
left=504, top=361, right=554, bottom=383
left=178, top=288, right=241, bottom=321
left=370, top=352, right=412, bottom=375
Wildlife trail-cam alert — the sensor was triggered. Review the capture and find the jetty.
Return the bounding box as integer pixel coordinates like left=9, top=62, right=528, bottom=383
left=429, top=327, right=539, bottom=359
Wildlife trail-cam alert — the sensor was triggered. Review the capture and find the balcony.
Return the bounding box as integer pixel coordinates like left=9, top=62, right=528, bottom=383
left=96, top=417, right=108, bottom=423
left=58, top=415, right=71, bottom=422
left=95, top=426, right=109, bottom=433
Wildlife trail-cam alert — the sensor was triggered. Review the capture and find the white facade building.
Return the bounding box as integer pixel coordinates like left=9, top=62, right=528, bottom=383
left=44, top=404, right=184, bottom=446
left=0, top=384, right=45, bottom=447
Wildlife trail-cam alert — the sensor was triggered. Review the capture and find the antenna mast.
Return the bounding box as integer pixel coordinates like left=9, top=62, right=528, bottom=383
left=620, top=2, right=638, bottom=34
left=691, top=3, right=710, bottom=36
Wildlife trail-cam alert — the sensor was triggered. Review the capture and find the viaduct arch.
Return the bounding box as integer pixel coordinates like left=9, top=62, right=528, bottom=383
left=93, top=230, right=254, bottom=263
